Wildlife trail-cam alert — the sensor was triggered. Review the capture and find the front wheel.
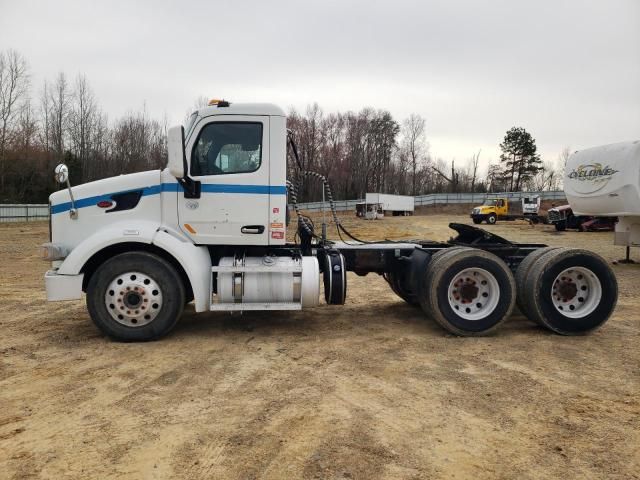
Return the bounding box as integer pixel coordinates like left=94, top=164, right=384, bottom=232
left=555, top=220, right=566, bottom=231
left=86, top=251, right=186, bottom=341
left=487, top=214, right=497, bottom=225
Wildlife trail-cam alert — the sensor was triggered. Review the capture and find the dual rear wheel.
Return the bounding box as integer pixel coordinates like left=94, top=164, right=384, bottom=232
left=418, top=248, right=515, bottom=336
left=515, top=248, right=617, bottom=334
left=388, top=246, right=617, bottom=336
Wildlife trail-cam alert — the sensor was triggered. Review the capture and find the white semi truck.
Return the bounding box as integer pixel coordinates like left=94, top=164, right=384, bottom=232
left=42, top=101, right=618, bottom=341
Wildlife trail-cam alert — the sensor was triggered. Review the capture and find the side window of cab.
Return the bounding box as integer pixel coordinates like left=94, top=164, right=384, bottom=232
left=191, top=122, right=262, bottom=176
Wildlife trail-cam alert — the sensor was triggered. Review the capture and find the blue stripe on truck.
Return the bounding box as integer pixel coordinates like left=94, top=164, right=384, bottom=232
left=50, top=183, right=287, bottom=214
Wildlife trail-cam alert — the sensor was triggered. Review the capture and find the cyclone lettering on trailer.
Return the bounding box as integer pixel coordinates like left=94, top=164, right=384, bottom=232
left=568, top=163, right=618, bottom=182
left=567, top=163, right=618, bottom=194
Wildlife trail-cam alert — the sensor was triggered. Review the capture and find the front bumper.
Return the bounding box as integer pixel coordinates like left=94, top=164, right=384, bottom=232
left=44, top=270, right=84, bottom=301
left=471, top=214, right=488, bottom=221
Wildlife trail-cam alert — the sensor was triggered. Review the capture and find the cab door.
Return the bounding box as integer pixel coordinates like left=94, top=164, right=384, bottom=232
left=497, top=199, right=507, bottom=217
left=177, top=115, right=271, bottom=245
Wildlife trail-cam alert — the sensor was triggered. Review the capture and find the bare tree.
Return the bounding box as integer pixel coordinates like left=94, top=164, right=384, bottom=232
left=468, top=150, right=481, bottom=192
left=486, top=162, right=504, bottom=192
left=0, top=49, right=30, bottom=191
left=69, top=74, right=98, bottom=180
left=39, top=81, right=51, bottom=156
left=184, top=95, right=210, bottom=122
left=49, top=72, right=70, bottom=163
left=193, top=95, right=210, bottom=109
left=431, top=159, right=460, bottom=192
left=557, top=146, right=571, bottom=189
left=401, top=114, right=426, bottom=196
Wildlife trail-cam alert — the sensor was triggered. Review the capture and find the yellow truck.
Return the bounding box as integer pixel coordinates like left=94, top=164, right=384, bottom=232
left=470, top=196, right=544, bottom=224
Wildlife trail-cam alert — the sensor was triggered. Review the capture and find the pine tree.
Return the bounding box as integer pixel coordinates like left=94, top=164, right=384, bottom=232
left=499, top=127, right=542, bottom=191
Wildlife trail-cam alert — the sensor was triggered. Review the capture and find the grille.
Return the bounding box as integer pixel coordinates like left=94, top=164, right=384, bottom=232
left=548, top=210, right=563, bottom=222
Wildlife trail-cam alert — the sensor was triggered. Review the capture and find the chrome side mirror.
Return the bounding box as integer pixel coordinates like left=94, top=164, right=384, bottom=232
left=53, top=163, right=78, bottom=219
left=54, top=164, right=69, bottom=184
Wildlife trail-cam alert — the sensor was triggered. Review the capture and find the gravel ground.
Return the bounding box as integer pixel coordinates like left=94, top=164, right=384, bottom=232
left=0, top=215, right=638, bottom=480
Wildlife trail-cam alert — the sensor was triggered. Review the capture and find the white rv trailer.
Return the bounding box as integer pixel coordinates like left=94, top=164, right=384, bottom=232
left=565, top=140, right=640, bottom=248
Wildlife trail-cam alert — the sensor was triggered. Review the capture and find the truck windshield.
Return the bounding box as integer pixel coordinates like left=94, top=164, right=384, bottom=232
left=483, top=200, right=498, bottom=206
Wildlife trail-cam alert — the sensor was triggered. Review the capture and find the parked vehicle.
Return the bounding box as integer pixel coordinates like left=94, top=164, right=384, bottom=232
left=564, top=140, right=640, bottom=248
left=547, top=204, right=616, bottom=232
left=356, top=193, right=414, bottom=218
left=355, top=202, right=384, bottom=220
left=470, top=196, right=544, bottom=224
left=41, top=100, right=618, bottom=340
left=579, top=217, right=617, bottom=232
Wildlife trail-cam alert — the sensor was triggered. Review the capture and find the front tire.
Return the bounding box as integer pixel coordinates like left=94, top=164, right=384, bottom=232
left=86, top=251, right=186, bottom=341
left=487, top=214, right=497, bottom=225
left=555, top=220, right=566, bottom=231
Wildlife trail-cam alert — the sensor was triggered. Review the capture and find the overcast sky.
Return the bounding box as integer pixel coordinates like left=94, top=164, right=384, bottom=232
left=1, top=0, right=638, bottom=166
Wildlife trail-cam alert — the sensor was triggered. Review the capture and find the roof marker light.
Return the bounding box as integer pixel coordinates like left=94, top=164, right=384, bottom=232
left=208, top=98, right=230, bottom=107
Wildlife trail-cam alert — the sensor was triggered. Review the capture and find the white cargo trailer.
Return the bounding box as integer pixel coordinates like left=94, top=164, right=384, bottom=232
left=365, top=193, right=414, bottom=216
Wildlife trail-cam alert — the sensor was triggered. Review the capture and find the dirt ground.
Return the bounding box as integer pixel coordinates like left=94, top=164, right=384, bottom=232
left=1, top=214, right=638, bottom=480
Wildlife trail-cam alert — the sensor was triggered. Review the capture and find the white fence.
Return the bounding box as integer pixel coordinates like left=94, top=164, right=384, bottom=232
left=0, top=204, right=49, bottom=223
left=295, top=190, right=567, bottom=212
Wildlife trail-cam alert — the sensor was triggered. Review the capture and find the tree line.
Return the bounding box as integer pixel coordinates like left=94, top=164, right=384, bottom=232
left=0, top=50, right=167, bottom=203
left=0, top=49, right=564, bottom=204
left=287, top=106, right=564, bottom=202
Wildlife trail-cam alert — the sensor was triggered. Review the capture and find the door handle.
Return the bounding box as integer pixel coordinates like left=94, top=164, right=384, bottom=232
left=241, top=225, right=265, bottom=234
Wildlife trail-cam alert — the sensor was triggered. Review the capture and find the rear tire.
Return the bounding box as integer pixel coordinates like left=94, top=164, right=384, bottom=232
left=386, top=271, right=419, bottom=306
left=86, top=251, right=186, bottom=341
left=419, top=248, right=515, bottom=336
left=523, top=248, right=617, bottom=335
left=515, top=247, right=559, bottom=320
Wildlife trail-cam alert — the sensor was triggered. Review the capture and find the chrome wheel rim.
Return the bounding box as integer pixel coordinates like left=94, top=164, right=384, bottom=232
left=104, top=271, right=163, bottom=327
left=551, top=267, right=601, bottom=318
left=447, top=268, right=500, bottom=320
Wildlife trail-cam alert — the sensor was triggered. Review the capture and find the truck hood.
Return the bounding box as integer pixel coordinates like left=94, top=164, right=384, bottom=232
left=50, top=170, right=162, bottom=213
left=548, top=204, right=572, bottom=213
left=473, top=205, right=494, bottom=212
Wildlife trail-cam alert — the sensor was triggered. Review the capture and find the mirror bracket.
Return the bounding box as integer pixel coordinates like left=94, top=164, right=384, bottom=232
left=178, top=177, right=201, bottom=199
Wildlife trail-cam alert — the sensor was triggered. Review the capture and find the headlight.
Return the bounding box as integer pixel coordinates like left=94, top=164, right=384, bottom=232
left=40, top=243, right=69, bottom=261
